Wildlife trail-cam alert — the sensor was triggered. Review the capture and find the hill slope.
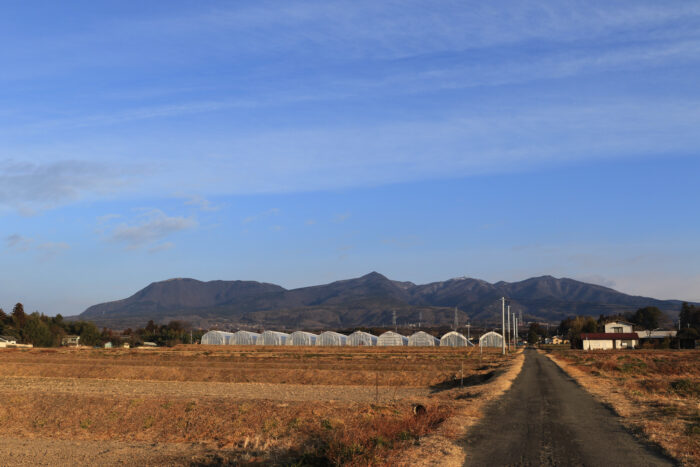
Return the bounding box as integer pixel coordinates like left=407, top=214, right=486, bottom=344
left=77, top=273, right=688, bottom=329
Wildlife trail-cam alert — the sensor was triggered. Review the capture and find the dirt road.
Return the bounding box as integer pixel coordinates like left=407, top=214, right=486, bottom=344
left=464, top=349, right=675, bottom=466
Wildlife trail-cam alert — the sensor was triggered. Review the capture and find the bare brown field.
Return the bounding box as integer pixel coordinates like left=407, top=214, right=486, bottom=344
left=544, top=349, right=700, bottom=466
left=0, top=345, right=521, bottom=465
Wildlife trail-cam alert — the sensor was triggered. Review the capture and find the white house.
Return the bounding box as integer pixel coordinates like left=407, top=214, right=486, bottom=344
left=581, top=332, right=638, bottom=350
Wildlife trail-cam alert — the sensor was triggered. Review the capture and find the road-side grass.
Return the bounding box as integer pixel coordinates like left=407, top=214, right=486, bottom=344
left=545, top=349, right=700, bottom=466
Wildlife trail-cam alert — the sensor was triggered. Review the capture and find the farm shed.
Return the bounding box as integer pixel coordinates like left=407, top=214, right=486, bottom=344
left=377, top=331, right=408, bottom=346
left=316, top=331, right=347, bottom=346
left=346, top=331, right=378, bottom=346
left=408, top=331, right=439, bottom=346
left=479, top=331, right=503, bottom=348
left=440, top=331, right=468, bottom=347
left=287, top=331, right=318, bottom=346
left=229, top=330, right=260, bottom=345
left=200, top=330, right=235, bottom=345
left=256, top=330, right=290, bottom=346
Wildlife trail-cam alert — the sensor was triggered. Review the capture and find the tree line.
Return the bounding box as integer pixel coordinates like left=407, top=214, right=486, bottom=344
left=0, top=303, right=204, bottom=348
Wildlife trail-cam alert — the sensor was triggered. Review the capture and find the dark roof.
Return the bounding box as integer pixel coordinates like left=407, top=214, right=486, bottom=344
left=581, top=333, right=638, bottom=340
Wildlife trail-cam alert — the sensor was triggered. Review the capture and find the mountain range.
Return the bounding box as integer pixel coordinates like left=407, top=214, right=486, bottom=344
left=76, top=272, right=690, bottom=330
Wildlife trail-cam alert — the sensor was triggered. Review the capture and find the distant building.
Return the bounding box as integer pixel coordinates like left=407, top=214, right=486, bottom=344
left=636, top=330, right=676, bottom=340
left=140, top=341, right=157, bottom=347
left=581, top=333, right=638, bottom=350
left=122, top=342, right=130, bottom=349
left=104, top=342, right=113, bottom=349
left=61, top=335, right=80, bottom=347
left=551, top=336, right=568, bottom=345
left=0, top=336, right=17, bottom=348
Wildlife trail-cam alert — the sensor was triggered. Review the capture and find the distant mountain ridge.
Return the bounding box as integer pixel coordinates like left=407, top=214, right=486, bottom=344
left=77, top=272, right=690, bottom=329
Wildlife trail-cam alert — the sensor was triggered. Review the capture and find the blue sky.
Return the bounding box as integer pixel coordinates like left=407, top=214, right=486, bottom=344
left=1, top=1, right=699, bottom=316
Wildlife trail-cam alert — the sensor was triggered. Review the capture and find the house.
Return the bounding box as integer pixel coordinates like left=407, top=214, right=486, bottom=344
left=61, top=335, right=80, bottom=347
left=551, top=336, right=569, bottom=345
left=122, top=342, right=130, bottom=349
left=604, top=321, right=633, bottom=334
left=581, top=333, right=639, bottom=350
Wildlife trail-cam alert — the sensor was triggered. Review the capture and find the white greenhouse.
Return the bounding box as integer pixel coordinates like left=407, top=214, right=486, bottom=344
left=256, top=330, right=290, bottom=346
left=479, top=331, right=503, bottom=348
left=229, top=330, right=260, bottom=345
left=316, top=331, right=347, bottom=346
left=346, top=331, right=378, bottom=346
left=440, top=331, right=468, bottom=347
left=377, top=331, right=408, bottom=346
left=287, top=331, right=318, bottom=346
left=408, top=331, right=439, bottom=346
left=201, top=330, right=235, bottom=345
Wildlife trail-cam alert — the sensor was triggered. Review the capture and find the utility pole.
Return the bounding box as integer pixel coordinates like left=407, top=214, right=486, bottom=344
left=453, top=307, right=459, bottom=331
left=507, top=304, right=511, bottom=352
left=418, top=311, right=422, bottom=329
left=466, top=321, right=471, bottom=343
left=501, top=297, right=506, bottom=355
left=392, top=310, right=397, bottom=332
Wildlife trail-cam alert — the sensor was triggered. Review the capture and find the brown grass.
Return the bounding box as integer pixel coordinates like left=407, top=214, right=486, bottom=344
left=544, top=349, right=700, bottom=466
left=0, top=345, right=519, bottom=465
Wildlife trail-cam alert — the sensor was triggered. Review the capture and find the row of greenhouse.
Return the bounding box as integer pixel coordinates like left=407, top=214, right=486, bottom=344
left=201, top=329, right=504, bottom=347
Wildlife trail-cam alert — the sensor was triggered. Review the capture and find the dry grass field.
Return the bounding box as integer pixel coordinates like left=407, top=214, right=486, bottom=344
left=0, top=345, right=521, bottom=465
left=545, top=349, right=700, bottom=466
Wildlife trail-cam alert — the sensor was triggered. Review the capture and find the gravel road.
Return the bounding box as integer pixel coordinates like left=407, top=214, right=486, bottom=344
left=463, top=349, right=675, bottom=466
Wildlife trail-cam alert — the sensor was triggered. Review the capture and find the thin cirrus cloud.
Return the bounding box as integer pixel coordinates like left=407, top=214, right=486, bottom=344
left=103, top=209, right=197, bottom=250
left=5, top=233, right=33, bottom=251
left=4, top=234, right=69, bottom=259
left=0, top=159, right=133, bottom=214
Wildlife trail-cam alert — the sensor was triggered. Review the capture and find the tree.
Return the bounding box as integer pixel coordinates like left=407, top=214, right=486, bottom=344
left=564, top=316, right=598, bottom=348
left=23, top=313, right=54, bottom=347
left=12, top=303, right=27, bottom=329
left=679, top=302, right=700, bottom=331
left=632, top=306, right=662, bottom=330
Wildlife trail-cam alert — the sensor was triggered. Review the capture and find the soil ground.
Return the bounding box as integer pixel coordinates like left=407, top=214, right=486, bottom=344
left=0, top=345, right=518, bottom=465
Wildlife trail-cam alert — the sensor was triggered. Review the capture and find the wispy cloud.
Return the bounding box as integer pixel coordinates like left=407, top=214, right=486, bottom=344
left=36, top=241, right=70, bottom=260
left=5, top=234, right=69, bottom=259
left=333, top=213, right=351, bottom=223
left=242, top=208, right=279, bottom=224
left=5, top=234, right=32, bottom=251
left=104, top=209, right=197, bottom=249
left=184, top=195, right=220, bottom=212
left=0, top=159, right=132, bottom=213
left=148, top=242, right=175, bottom=253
